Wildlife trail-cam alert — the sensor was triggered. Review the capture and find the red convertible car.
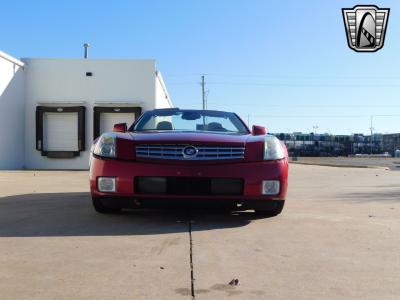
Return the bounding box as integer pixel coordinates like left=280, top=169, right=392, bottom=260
left=89, top=108, right=288, bottom=216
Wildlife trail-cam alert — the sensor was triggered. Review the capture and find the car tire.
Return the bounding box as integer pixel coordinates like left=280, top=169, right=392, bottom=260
left=255, top=200, right=285, bottom=217
left=92, top=197, right=122, bottom=214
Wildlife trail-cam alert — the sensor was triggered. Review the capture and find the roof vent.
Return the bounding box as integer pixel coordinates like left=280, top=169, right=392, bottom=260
left=83, top=43, right=90, bottom=59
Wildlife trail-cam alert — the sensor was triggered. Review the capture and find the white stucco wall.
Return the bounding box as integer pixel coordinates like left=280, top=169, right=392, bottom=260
left=0, top=52, right=25, bottom=169
left=155, top=71, right=173, bottom=108
left=22, top=58, right=158, bottom=169
left=0, top=53, right=172, bottom=170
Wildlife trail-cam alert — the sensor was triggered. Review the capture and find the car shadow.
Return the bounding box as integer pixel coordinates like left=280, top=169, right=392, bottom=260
left=0, top=192, right=266, bottom=237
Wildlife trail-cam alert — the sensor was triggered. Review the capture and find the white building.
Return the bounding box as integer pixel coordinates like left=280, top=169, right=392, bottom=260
left=0, top=51, right=172, bottom=170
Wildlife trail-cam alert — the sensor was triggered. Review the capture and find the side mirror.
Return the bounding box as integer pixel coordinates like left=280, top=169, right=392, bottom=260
left=113, top=123, right=127, bottom=133
left=252, top=125, right=267, bottom=135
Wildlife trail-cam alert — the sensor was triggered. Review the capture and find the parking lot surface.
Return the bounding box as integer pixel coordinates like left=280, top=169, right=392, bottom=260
left=291, top=156, right=400, bottom=170
left=0, top=165, right=399, bottom=299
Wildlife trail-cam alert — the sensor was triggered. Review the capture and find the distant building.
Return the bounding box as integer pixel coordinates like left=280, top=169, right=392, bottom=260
left=382, top=133, right=400, bottom=155
left=273, top=132, right=396, bottom=157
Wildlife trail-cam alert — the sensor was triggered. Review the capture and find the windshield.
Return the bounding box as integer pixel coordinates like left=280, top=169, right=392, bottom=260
left=133, top=110, right=249, bottom=134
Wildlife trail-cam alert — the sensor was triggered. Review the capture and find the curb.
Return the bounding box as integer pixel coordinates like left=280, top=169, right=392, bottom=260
left=290, top=161, right=389, bottom=170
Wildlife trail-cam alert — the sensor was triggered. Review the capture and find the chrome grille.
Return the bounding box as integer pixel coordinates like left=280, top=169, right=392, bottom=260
left=136, top=144, right=245, bottom=160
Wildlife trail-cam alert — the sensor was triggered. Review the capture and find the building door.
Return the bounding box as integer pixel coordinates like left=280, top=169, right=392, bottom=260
left=36, top=106, right=86, bottom=158
left=43, top=112, right=78, bottom=151
left=100, top=112, right=136, bottom=135
left=93, top=107, right=141, bottom=139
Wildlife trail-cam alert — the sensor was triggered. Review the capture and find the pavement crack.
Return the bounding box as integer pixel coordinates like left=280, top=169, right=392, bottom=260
left=188, top=209, right=195, bottom=299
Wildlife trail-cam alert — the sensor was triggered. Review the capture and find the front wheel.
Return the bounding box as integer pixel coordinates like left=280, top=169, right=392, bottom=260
left=92, top=197, right=122, bottom=214
left=255, top=200, right=285, bottom=217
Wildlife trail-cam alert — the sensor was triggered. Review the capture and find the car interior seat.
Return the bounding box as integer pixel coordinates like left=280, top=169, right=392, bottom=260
left=207, top=122, right=226, bottom=131
left=156, top=121, right=173, bottom=130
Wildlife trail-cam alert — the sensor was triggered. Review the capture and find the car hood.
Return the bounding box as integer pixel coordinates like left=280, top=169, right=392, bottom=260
left=127, top=131, right=251, bottom=145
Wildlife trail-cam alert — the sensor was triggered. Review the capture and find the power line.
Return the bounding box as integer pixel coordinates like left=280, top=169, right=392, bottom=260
left=207, top=103, right=400, bottom=108
left=168, top=81, right=400, bottom=88
left=206, top=82, right=400, bottom=88
left=168, top=82, right=198, bottom=85
left=241, top=114, right=400, bottom=119
left=165, top=73, right=400, bottom=79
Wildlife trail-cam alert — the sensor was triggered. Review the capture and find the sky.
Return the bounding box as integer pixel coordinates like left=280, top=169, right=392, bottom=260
left=2, top=0, right=400, bottom=135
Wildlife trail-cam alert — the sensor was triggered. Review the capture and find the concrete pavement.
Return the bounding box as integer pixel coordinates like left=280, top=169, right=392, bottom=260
left=0, top=165, right=399, bottom=299
left=192, top=165, right=400, bottom=299
left=0, top=172, right=191, bottom=300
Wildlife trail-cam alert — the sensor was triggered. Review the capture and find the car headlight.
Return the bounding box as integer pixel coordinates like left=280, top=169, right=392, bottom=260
left=264, top=136, right=285, bottom=160
left=93, top=133, right=117, bottom=158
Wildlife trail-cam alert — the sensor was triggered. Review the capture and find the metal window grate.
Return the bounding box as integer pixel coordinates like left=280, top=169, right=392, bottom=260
left=136, top=144, right=245, bottom=160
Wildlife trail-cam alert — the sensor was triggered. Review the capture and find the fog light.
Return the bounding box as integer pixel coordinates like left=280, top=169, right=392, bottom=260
left=262, top=180, right=280, bottom=195
left=98, top=177, right=116, bottom=192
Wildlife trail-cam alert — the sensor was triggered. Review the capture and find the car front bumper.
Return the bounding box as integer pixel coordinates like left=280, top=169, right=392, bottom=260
left=90, top=157, right=288, bottom=203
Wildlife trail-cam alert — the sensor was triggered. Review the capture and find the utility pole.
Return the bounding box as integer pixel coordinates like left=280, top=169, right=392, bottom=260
left=370, top=115, right=374, bottom=155
left=313, top=125, right=319, bottom=155
left=201, top=75, right=206, bottom=110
